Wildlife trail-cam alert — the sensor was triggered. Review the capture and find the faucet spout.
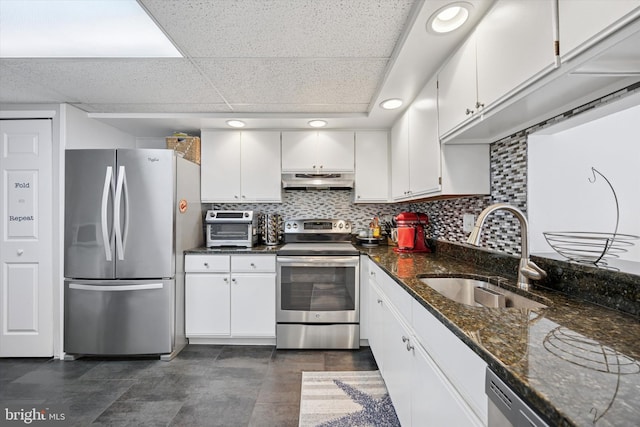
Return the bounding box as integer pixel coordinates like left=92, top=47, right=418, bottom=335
left=466, top=203, right=546, bottom=290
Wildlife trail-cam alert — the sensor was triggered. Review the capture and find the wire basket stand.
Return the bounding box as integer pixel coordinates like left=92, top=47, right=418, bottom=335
left=543, top=167, right=638, bottom=266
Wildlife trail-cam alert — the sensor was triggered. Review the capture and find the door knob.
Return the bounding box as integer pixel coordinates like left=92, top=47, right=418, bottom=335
left=17, top=249, right=24, bottom=256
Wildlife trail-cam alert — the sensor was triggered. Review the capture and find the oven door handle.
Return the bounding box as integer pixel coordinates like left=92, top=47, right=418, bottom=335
left=277, top=256, right=360, bottom=267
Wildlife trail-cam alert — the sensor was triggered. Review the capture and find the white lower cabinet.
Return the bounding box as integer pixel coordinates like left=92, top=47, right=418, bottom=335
left=230, top=273, right=276, bottom=337
left=185, top=273, right=231, bottom=336
left=366, top=258, right=487, bottom=426
left=411, top=342, right=483, bottom=426
left=382, top=301, right=414, bottom=427
left=185, top=254, right=276, bottom=343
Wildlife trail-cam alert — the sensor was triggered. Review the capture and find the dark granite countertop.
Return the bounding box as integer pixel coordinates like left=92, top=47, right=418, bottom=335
left=185, top=245, right=281, bottom=254
left=359, top=245, right=640, bottom=427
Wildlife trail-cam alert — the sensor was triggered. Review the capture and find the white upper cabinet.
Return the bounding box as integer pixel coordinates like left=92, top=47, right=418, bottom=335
left=437, top=34, right=478, bottom=138
left=354, top=131, right=389, bottom=203
left=393, top=75, right=490, bottom=201
left=408, top=79, right=441, bottom=197
left=392, top=76, right=460, bottom=201
left=282, top=131, right=354, bottom=173
left=201, top=130, right=281, bottom=203
left=239, top=131, right=282, bottom=202
left=475, top=0, right=557, bottom=109
left=391, top=110, right=410, bottom=200
left=558, top=0, right=640, bottom=61
left=201, top=131, right=241, bottom=202
left=438, top=0, right=557, bottom=139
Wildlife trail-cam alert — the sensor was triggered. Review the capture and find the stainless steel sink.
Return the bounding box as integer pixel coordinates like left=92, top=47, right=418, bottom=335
left=418, top=276, right=548, bottom=309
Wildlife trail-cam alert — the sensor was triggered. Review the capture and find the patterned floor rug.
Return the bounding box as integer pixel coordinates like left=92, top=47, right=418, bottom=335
left=298, top=371, right=401, bottom=427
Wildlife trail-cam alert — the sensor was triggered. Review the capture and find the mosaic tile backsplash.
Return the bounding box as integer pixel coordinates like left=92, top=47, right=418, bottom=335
left=205, top=82, right=640, bottom=257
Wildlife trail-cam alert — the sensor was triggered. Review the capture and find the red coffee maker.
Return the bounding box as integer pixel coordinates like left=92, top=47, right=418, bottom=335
left=394, top=212, right=431, bottom=253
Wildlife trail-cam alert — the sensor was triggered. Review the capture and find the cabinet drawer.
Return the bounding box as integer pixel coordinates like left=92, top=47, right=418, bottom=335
left=185, top=255, right=230, bottom=273
left=231, top=255, right=276, bottom=272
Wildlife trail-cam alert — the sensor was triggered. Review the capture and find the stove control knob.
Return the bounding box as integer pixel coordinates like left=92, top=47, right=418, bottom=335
left=345, top=223, right=350, bottom=230
left=293, top=223, right=298, bottom=229
left=339, top=223, right=343, bottom=229
left=286, top=223, right=291, bottom=229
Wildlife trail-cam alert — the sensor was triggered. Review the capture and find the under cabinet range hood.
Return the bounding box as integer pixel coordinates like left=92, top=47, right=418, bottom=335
left=281, top=172, right=354, bottom=190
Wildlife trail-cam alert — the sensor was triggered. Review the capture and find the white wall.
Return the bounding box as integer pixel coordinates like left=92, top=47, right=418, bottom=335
left=136, top=136, right=166, bottom=149
left=528, top=100, right=640, bottom=262
left=65, top=104, right=136, bottom=148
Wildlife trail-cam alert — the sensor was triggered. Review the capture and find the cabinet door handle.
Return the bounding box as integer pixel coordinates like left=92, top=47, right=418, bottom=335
left=231, top=278, right=237, bottom=284
left=402, top=335, right=409, bottom=343
left=377, top=299, right=383, bottom=304
left=250, top=263, right=256, bottom=268
left=406, top=341, right=414, bottom=352
left=223, top=277, right=229, bottom=283
left=465, top=108, right=475, bottom=115
left=203, top=262, right=209, bottom=268
left=475, top=101, right=485, bottom=109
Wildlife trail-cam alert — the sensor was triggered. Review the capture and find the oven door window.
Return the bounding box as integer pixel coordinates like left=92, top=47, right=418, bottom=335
left=279, top=265, right=356, bottom=311
left=208, top=223, right=250, bottom=241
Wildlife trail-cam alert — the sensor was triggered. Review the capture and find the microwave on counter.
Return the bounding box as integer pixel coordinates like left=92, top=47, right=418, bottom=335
left=205, top=210, right=258, bottom=248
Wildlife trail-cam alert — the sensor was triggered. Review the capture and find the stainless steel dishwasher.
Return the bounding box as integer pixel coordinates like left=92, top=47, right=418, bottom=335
left=486, top=368, right=549, bottom=427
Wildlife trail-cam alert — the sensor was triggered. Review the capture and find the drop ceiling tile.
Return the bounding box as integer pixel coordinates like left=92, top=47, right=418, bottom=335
left=227, top=103, right=370, bottom=113
left=0, top=62, right=68, bottom=103
left=195, top=58, right=388, bottom=107
left=141, top=0, right=416, bottom=58
left=1, top=59, right=227, bottom=106
left=79, top=103, right=232, bottom=113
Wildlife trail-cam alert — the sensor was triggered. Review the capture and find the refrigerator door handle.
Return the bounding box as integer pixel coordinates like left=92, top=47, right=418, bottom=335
left=69, top=283, right=164, bottom=291
left=101, top=166, right=114, bottom=261
left=114, top=166, right=130, bottom=260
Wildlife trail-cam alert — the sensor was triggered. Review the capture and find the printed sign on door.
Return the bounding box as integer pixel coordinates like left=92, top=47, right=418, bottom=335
left=7, top=171, right=37, bottom=238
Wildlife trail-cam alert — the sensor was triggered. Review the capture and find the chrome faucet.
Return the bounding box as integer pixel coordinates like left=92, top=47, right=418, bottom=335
left=466, top=203, right=546, bottom=290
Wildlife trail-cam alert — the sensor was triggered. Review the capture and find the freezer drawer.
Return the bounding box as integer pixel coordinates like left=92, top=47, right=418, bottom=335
left=64, top=279, right=173, bottom=355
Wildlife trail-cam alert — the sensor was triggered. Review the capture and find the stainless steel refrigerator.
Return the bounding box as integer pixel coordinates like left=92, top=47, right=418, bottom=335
left=64, top=149, right=202, bottom=359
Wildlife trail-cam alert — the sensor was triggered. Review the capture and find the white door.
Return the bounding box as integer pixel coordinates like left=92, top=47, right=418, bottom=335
left=240, top=131, right=282, bottom=202
left=0, top=119, right=53, bottom=357
left=200, top=131, right=241, bottom=202
left=230, top=273, right=276, bottom=337
left=316, top=131, right=354, bottom=172
left=391, top=111, right=410, bottom=200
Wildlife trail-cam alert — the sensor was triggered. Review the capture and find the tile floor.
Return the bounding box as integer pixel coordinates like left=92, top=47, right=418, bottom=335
left=0, top=345, right=378, bottom=426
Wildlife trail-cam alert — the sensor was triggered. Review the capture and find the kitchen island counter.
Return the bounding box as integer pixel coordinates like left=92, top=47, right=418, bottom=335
left=358, top=244, right=640, bottom=427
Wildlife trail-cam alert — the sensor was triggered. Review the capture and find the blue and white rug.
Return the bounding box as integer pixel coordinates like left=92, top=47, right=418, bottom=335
left=298, top=371, right=401, bottom=427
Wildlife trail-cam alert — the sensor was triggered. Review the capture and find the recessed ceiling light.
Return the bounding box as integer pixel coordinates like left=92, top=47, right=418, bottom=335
left=308, top=120, right=327, bottom=128
left=0, top=0, right=181, bottom=58
left=427, top=2, right=472, bottom=34
left=380, top=98, right=403, bottom=110
left=226, top=120, right=246, bottom=128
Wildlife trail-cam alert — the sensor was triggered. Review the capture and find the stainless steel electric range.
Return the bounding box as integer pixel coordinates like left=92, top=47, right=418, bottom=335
left=276, top=218, right=360, bottom=349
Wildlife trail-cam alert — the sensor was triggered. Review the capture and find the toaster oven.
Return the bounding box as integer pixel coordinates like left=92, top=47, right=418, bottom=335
left=205, top=210, right=258, bottom=248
